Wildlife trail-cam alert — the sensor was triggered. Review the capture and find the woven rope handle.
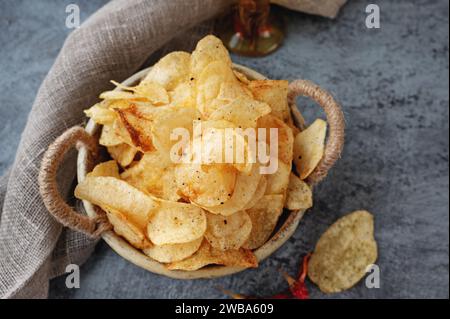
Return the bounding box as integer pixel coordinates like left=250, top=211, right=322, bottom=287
left=288, top=80, right=345, bottom=184
left=38, top=126, right=111, bottom=238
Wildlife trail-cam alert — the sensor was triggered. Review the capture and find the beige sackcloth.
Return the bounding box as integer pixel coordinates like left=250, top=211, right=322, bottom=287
left=0, top=0, right=346, bottom=299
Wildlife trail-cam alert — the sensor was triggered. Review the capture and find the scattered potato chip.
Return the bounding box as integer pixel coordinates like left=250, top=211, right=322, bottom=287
left=175, top=164, right=237, bottom=207
left=205, top=211, right=252, bottom=250
left=249, top=80, right=291, bottom=123
left=243, top=195, right=284, bottom=249
left=84, top=103, right=116, bottom=125
left=202, top=164, right=261, bottom=216
left=265, top=161, right=290, bottom=195
left=293, top=119, right=327, bottom=179
left=209, top=96, right=271, bottom=128
left=75, top=176, right=158, bottom=230
left=190, top=35, right=232, bottom=77
left=107, top=143, right=138, bottom=167
left=285, top=173, right=313, bottom=210
left=143, top=237, right=203, bottom=263
left=308, top=210, right=378, bottom=294
left=257, top=114, right=294, bottom=165
left=167, top=240, right=257, bottom=271
left=87, top=160, right=120, bottom=179
left=143, top=51, right=191, bottom=90
left=105, top=207, right=152, bottom=249
left=147, top=201, right=207, bottom=245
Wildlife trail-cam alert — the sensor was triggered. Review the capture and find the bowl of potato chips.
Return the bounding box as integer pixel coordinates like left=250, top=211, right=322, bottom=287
left=40, top=35, right=344, bottom=279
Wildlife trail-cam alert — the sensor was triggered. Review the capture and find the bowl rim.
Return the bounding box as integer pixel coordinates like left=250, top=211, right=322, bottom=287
left=77, top=63, right=306, bottom=279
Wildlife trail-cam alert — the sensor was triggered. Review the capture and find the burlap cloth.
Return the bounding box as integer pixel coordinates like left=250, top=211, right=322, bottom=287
left=0, top=0, right=346, bottom=299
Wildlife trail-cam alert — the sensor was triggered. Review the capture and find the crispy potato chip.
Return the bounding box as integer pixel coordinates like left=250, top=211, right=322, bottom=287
left=75, top=176, right=158, bottom=230
left=196, top=60, right=238, bottom=117
left=265, top=161, right=290, bottom=195
left=169, top=82, right=194, bottom=108
left=167, top=240, right=257, bottom=271
left=87, top=160, right=120, bottom=179
left=285, top=173, right=313, bottom=210
left=143, top=237, right=203, bottom=263
left=107, top=143, right=138, bottom=167
left=209, top=96, right=271, bottom=128
left=84, top=103, right=116, bottom=125
left=216, top=82, right=250, bottom=102
left=111, top=80, right=170, bottom=105
left=257, top=114, right=294, bottom=165
left=308, top=210, right=378, bottom=294
left=105, top=208, right=152, bottom=249
left=201, top=164, right=261, bottom=216
left=205, top=211, right=252, bottom=250
left=293, top=119, right=327, bottom=179
left=143, top=51, right=191, bottom=91
left=249, top=80, right=291, bottom=123
left=176, top=164, right=236, bottom=207
left=115, top=106, right=155, bottom=152
left=190, top=35, right=232, bottom=77
left=243, top=176, right=267, bottom=210
left=100, top=90, right=147, bottom=101
left=243, top=194, right=284, bottom=249
left=99, top=124, right=122, bottom=147
left=122, top=152, right=180, bottom=201
left=147, top=201, right=207, bottom=245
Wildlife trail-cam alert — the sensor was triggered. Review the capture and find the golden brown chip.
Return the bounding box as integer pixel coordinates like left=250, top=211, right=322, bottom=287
left=190, top=35, right=232, bottom=77
left=105, top=208, right=152, bottom=249
left=249, top=80, right=291, bottom=123
left=243, top=194, right=284, bottom=250
left=107, top=143, right=138, bottom=167
left=265, top=161, right=290, bottom=195
left=147, top=201, right=207, bottom=245
left=257, top=114, right=294, bottom=165
left=142, top=51, right=191, bottom=91
left=285, top=173, right=313, bottom=210
left=87, top=160, right=120, bottom=179
left=84, top=103, right=116, bottom=125
left=74, top=176, right=158, bottom=230
left=111, top=80, right=170, bottom=105
left=167, top=240, right=257, bottom=271
left=205, top=211, right=252, bottom=251
left=293, top=119, right=327, bottom=179
left=143, top=237, right=203, bottom=263
left=308, top=210, right=378, bottom=294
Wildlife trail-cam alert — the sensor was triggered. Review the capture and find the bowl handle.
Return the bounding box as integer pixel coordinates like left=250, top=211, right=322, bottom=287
left=288, top=80, right=345, bottom=184
left=38, top=126, right=111, bottom=238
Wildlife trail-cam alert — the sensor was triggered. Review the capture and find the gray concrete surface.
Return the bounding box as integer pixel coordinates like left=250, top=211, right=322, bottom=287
left=0, top=0, right=448, bottom=298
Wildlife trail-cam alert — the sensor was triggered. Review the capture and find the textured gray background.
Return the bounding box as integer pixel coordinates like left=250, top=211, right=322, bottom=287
left=0, top=0, right=448, bottom=298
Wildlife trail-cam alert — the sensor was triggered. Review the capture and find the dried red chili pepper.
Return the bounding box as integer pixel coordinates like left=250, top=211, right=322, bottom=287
left=219, top=253, right=312, bottom=299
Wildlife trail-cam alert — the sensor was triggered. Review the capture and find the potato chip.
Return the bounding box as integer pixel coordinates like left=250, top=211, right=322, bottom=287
left=87, top=160, right=120, bottom=179
left=233, top=70, right=250, bottom=85
left=143, top=51, right=191, bottom=91
left=111, top=80, right=170, bottom=105
left=209, top=96, right=271, bottom=128
left=122, top=152, right=180, bottom=201
left=169, top=82, right=194, bottom=108
left=99, top=124, right=122, bottom=147
left=205, top=211, right=252, bottom=250
left=257, top=114, right=294, bottom=165
left=115, top=106, right=155, bottom=153
left=249, top=80, right=291, bottom=123
left=216, top=82, right=250, bottom=102
left=308, top=210, right=378, bottom=294
left=75, top=176, right=158, bottom=230
left=167, top=240, right=257, bottom=271
left=175, top=164, right=237, bottom=207
left=243, top=176, right=267, bottom=210
left=196, top=60, right=238, bottom=117
left=190, top=35, right=232, bottom=77
left=107, top=143, right=138, bottom=167
left=293, top=119, right=327, bottom=179
left=105, top=208, right=152, bottom=249
left=143, top=237, right=203, bottom=263
left=84, top=103, right=116, bottom=125
left=285, top=173, right=313, bottom=210
left=243, top=195, right=284, bottom=249
left=265, top=161, right=290, bottom=195
left=201, top=164, right=261, bottom=216
left=147, top=201, right=207, bottom=245
left=100, top=90, right=147, bottom=101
